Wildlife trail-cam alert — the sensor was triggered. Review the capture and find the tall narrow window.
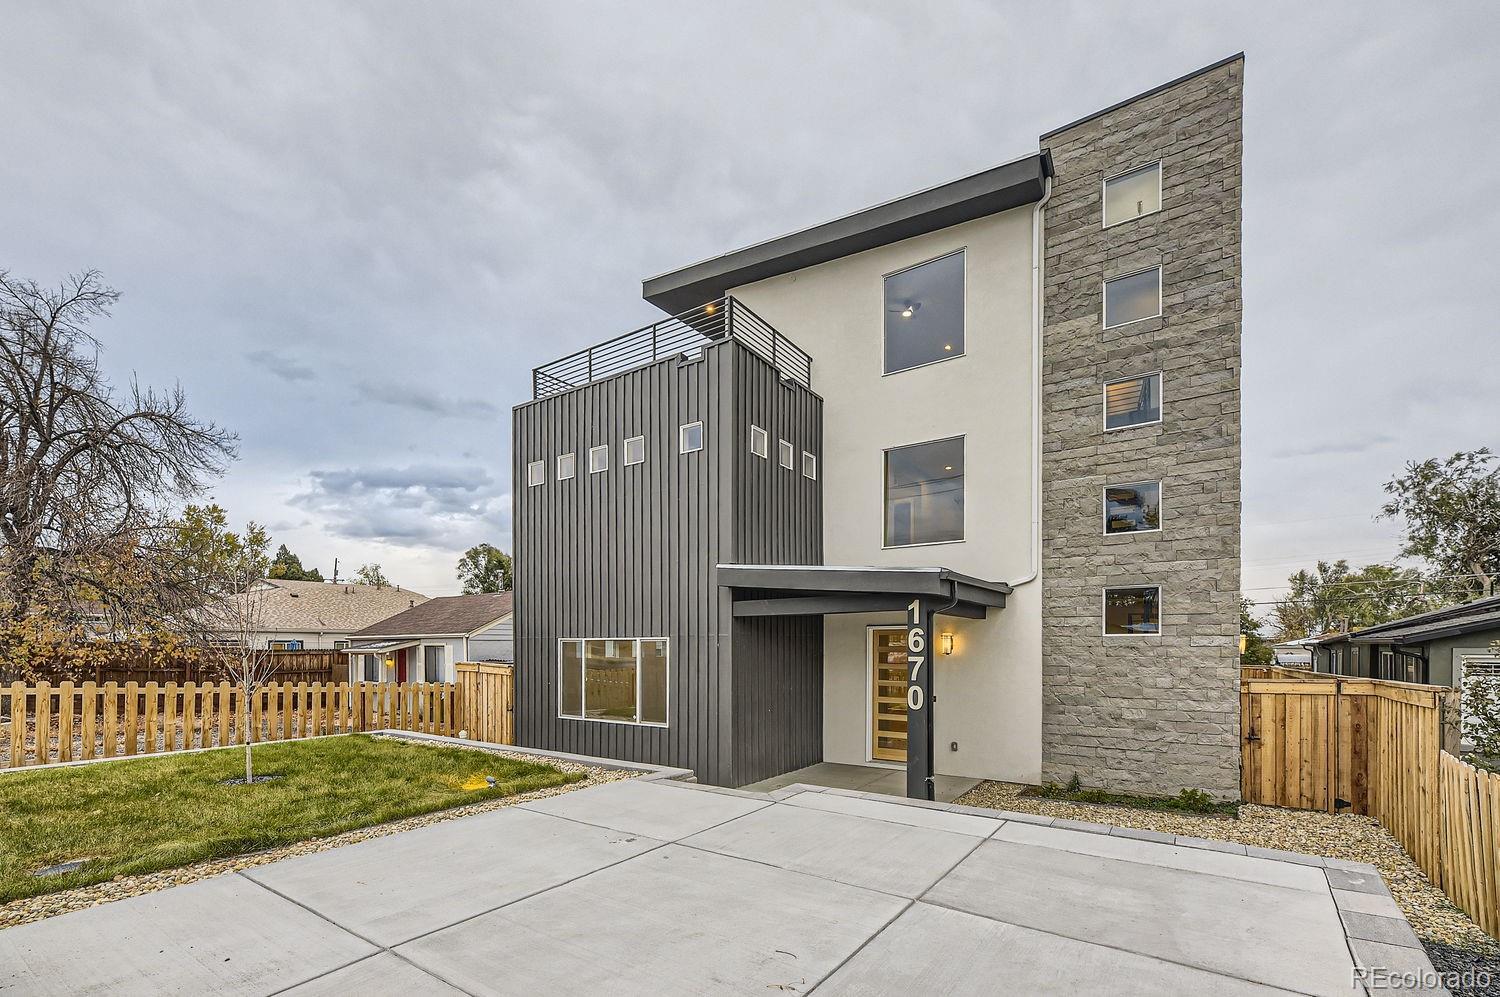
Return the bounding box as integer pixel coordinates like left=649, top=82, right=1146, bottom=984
left=778, top=440, right=795, bottom=469
left=1103, top=481, right=1162, bottom=534
left=802, top=452, right=817, bottom=480
left=558, top=637, right=669, bottom=726
left=423, top=645, right=443, bottom=682
left=589, top=445, right=609, bottom=473
left=750, top=425, right=769, bottom=459
left=557, top=452, right=576, bottom=480
left=1103, top=373, right=1162, bottom=430
left=884, top=436, right=964, bottom=547
left=1103, top=162, right=1162, bottom=227
left=624, top=436, right=645, bottom=466
left=680, top=421, right=704, bottom=454
left=884, top=250, right=964, bottom=374
left=1103, top=267, right=1162, bottom=328
left=526, top=460, right=545, bottom=487
left=1103, top=586, right=1161, bottom=636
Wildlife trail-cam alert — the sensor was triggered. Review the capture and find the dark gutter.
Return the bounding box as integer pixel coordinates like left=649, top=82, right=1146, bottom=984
left=643, top=153, right=1051, bottom=316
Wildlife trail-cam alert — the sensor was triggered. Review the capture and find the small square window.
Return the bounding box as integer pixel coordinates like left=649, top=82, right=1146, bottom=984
left=557, top=452, right=576, bottom=480
left=679, top=421, right=704, bottom=454
left=778, top=440, right=795, bottom=469
left=526, top=460, right=545, bottom=487
left=750, top=425, right=769, bottom=459
left=802, top=452, right=817, bottom=480
left=1103, top=586, right=1161, bottom=636
left=624, top=436, right=645, bottom=466
left=1103, top=481, right=1161, bottom=535
left=589, top=445, right=609, bottom=473
left=1103, top=267, right=1162, bottom=328
left=1103, top=162, right=1162, bottom=228
left=1103, top=373, right=1162, bottom=431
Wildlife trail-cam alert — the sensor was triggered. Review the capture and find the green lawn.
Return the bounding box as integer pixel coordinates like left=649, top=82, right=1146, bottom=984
left=0, top=734, right=583, bottom=903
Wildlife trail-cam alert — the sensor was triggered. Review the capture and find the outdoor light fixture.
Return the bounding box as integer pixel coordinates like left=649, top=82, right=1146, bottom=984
left=704, top=301, right=717, bottom=314
left=940, top=632, right=954, bottom=656
left=900, top=306, right=913, bottom=318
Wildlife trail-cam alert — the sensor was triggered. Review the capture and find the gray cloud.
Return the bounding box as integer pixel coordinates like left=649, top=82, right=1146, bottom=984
left=354, top=380, right=500, bottom=420
left=4, top=2, right=1497, bottom=597
left=290, top=464, right=509, bottom=549
left=245, top=349, right=316, bottom=383
left=1270, top=435, right=1398, bottom=461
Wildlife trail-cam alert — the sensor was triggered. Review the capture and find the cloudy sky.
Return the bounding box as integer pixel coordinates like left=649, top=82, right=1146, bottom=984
left=3, top=2, right=1496, bottom=601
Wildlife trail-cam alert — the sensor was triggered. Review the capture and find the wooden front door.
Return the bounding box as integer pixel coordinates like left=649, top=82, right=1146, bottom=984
left=870, top=627, right=908, bottom=762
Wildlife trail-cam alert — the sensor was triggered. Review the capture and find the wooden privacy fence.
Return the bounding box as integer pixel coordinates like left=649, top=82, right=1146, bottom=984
left=1, top=679, right=460, bottom=768
left=455, top=662, right=515, bottom=746
left=1240, top=669, right=1500, bottom=937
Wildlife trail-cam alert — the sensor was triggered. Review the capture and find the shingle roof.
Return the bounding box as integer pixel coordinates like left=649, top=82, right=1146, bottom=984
left=248, top=579, right=430, bottom=633
left=353, top=592, right=513, bottom=638
left=1329, top=595, right=1500, bottom=646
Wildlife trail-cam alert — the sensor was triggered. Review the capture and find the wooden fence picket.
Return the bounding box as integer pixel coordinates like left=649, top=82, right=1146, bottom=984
left=7, top=682, right=23, bottom=767
left=3, top=675, right=504, bottom=766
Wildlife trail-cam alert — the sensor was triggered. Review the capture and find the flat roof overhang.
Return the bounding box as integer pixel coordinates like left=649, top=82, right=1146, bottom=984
left=643, top=153, right=1053, bottom=316
left=717, top=564, right=1010, bottom=620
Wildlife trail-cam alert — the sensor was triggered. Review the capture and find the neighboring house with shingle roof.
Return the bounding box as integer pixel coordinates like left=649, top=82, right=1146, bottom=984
left=222, top=579, right=431, bottom=651
left=1311, top=595, right=1500, bottom=686
left=345, top=592, right=513, bottom=683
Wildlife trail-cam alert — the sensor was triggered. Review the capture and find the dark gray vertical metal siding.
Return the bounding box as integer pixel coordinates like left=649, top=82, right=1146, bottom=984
left=727, top=347, right=824, bottom=785
left=515, top=345, right=729, bottom=782
left=513, top=340, right=822, bottom=786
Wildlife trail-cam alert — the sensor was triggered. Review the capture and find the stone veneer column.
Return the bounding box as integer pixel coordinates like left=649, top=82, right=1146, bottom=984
left=1039, top=57, right=1244, bottom=798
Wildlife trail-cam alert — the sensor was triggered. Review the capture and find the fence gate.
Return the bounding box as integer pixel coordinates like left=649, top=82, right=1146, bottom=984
left=456, top=662, right=515, bottom=746
left=1241, top=679, right=1338, bottom=811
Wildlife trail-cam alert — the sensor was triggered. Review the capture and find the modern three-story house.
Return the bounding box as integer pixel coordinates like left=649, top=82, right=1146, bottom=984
left=513, top=55, right=1244, bottom=800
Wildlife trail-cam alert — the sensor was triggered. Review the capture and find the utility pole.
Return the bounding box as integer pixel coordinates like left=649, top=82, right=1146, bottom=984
left=331, top=557, right=339, bottom=584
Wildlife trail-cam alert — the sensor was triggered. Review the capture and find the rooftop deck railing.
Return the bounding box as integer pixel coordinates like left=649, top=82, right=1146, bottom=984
left=531, top=297, right=812, bottom=399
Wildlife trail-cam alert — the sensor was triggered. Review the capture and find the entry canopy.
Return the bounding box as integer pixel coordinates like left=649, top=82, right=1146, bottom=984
left=344, top=638, right=419, bottom=653
left=717, top=564, right=1010, bottom=619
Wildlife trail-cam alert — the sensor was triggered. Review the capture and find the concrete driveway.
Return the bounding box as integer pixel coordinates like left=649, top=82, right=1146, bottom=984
left=0, top=775, right=1440, bottom=995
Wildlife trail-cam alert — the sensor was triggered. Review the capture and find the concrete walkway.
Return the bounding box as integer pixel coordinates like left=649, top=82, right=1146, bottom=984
left=0, top=777, right=1441, bottom=995
left=740, top=760, right=982, bottom=802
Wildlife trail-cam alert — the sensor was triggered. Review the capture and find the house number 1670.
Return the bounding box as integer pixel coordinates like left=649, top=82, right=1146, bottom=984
left=906, top=599, right=926, bottom=712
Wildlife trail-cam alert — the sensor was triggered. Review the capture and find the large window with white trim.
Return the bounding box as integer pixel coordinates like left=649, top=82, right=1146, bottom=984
left=884, top=436, right=964, bottom=547
left=884, top=250, right=965, bottom=374
left=558, top=638, right=668, bottom=726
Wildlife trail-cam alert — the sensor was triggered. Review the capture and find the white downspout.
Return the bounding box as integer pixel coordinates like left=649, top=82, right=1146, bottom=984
left=1009, top=174, right=1052, bottom=588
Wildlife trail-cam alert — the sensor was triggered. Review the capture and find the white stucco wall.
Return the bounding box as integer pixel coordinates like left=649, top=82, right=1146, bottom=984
left=728, top=205, right=1042, bottom=783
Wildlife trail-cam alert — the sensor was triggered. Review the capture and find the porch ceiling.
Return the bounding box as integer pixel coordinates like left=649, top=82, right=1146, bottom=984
left=717, top=564, right=1009, bottom=619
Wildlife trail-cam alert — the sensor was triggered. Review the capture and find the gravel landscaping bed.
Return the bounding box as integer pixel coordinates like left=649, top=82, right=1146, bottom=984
left=0, top=737, right=634, bottom=930
left=956, top=780, right=1500, bottom=975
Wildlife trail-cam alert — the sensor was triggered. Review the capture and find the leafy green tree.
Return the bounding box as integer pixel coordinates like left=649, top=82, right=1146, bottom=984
left=456, top=544, right=512, bottom=593
left=1380, top=449, right=1500, bottom=602
left=171, top=504, right=271, bottom=596
left=267, top=544, right=323, bottom=582
left=354, top=563, right=390, bottom=588
left=1270, top=560, right=1436, bottom=640
left=1239, top=598, right=1274, bottom=666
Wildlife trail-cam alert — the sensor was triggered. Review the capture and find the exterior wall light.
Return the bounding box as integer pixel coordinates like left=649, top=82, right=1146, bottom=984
left=939, top=632, right=954, bottom=656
